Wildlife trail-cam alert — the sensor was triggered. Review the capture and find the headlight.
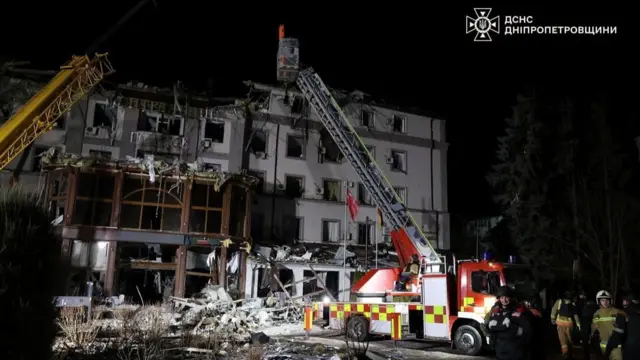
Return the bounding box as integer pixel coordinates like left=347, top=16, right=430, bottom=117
left=323, top=296, right=331, bottom=304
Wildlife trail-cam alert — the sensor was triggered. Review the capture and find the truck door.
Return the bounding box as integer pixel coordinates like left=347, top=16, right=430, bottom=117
left=421, top=274, right=449, bottom=340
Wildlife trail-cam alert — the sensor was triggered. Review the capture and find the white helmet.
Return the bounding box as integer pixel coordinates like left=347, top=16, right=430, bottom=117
left=596, top=290, right=611, bottom=302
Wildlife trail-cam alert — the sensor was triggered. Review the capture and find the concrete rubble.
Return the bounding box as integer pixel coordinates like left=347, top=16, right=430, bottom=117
left=168, top=284, right=304, bottom=341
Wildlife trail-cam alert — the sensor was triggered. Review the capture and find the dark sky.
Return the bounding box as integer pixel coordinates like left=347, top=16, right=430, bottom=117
left=1, top=3, right=636, bottom=217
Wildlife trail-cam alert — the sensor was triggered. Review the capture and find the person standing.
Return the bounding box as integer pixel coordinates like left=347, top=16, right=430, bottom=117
left=551, top=290, right=581, bottom=358
left=606, top=293, right=640, bottom=360
left=592, top=290, right=625, bottom=360
left=486, top=286, right=532, bottom=360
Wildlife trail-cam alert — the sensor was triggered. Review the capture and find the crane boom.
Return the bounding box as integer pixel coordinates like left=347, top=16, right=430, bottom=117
left=295, top=68, right=442, bottom=268
left=0, top=54, right=114, bottom=172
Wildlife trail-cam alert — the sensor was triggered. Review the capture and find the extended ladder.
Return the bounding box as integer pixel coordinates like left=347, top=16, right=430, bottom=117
left=296, top=67, right=441, bottom=264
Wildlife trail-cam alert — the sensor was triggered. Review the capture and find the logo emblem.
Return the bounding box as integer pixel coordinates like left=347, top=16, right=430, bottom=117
left=466, top=8, right=500, bottom=42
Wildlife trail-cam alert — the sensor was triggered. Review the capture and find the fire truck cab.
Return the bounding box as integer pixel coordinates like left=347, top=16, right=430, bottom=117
left=311, top=253, right=538, bottom=356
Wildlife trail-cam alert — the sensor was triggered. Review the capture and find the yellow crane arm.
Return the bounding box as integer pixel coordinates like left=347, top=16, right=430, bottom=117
left=0, top=54, right=114, bottom=171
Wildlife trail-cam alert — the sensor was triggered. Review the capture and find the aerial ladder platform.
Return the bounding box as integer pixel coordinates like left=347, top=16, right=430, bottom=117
left=0, top=54, right=114, bottom=173
left=295, top=68, right=441, bottom=268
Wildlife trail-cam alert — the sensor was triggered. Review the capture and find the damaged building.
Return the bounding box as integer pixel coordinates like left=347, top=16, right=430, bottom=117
left=0, top=73, right=448, bottom=302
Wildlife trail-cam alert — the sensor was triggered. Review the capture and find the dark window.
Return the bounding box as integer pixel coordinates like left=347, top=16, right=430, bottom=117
left=94, top=103, right=114, bottom=127
left=392, top=115, right=406, bottom=133
left=71, top=172, right=116, bottom=226
left=471, top=270, right=501, bottom=295
left=249, top=130, right=267, bottom=153
left=204, top=121, right=225, bottom=143
left=285, top=175, right=304, bottom=198
left=360, top=110, right=373, bottom=127
left=189, top=181, right=224, bottom=235
left=286, top=135, right=305, bottom=158
left=119, top=176, right=183, bottom=231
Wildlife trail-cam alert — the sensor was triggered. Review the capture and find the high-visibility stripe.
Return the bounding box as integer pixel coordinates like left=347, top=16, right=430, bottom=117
left=390, top=314, right=402, bottom=340
left=594, top=317, right=617, bottom=322
left=408, top=304, right=423, bottom=311
left=304, top=306, right=313, bottom=331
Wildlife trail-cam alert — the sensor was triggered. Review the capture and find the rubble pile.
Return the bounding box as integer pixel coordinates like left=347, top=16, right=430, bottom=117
left=170, top=285, right=303, bottom=341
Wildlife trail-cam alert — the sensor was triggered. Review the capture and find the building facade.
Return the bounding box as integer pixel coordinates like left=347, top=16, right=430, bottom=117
left=2, top=79, right=450, bottom=252
left=244, top=83, right=449, bottom=252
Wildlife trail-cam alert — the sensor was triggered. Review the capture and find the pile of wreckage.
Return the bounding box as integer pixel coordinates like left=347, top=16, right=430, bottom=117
left=252, top=243, right=397, bottom=271
left=169, top=284, right=304, bottom=340
left=98, top=284, right=307, bottom=342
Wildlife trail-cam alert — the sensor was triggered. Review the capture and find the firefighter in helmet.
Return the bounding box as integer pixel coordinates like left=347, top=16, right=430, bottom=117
left=606, top=292, right=640, bottom=360
left=485, top=286, right=532, bottom=360
left=551, top=290, right=581, bottom=358
left=592, top=290, right=625, bottom=360
left=395, top=254, right=420, bottom=291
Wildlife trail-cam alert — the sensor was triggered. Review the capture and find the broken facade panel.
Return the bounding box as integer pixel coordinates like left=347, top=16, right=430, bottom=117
left=43, top=152, right=258, bottom=301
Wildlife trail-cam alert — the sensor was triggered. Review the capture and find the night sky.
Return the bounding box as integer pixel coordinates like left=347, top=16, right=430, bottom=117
left=1, top=3, right=636, bottom=217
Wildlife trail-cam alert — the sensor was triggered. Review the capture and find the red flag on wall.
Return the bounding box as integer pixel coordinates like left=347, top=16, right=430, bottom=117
left=346, top=190, right=359, bottom=221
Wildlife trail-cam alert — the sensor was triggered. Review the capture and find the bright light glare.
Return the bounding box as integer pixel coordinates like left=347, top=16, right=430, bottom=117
left=322, top=296, right=331, bottom=304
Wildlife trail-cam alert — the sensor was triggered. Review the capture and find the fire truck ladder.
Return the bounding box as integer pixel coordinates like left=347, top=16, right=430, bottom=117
left=0, top=54, right=114, bottom=171
left=296, top=67, right=441, bottom=264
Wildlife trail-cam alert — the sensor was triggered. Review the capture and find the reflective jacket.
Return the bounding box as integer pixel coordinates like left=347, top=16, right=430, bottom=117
left=593, top=307, right=625, bottom=353
left=551, top=298, right=580, bottom=327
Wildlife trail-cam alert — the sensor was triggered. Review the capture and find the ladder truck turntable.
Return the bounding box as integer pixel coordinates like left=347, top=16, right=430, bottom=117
left=276, top=25, right=539, bottom=355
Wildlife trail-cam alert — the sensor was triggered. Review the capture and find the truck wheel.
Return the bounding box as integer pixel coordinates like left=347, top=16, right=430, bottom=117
left=347, top=316, right=369, bottom=342
left=453, top=325, right=483, bottom=355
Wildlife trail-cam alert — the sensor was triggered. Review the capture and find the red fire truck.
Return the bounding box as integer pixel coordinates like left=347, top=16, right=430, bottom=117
left=311, top=254, right=538, bottom=355
left=275, top=26, right=540, bottom=355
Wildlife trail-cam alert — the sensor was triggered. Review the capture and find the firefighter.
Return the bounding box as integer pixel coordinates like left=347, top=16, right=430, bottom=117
left=486, top=286, right=532, bottom=360
left=404, top=254, right=420, bottom=274
left=606, top=293, right=640, bottom=360
left=396, top=255, right=420, bottom=291
left=551, top=290, right=581, bottom=358
left=591, top=290, right=625, bottom=360
left=578, top=291, right=598, bottom=360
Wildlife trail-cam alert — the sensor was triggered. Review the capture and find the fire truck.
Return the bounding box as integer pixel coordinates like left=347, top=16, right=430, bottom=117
left=276, top=26, right=540, bottom=355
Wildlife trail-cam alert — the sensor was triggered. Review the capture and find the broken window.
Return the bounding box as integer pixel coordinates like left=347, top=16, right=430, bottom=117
left=89, top=150, right=111, bottom=160
left=189, top=181, right=224, bottom=235
left=284, top=216, right=303, bottom=241
left=71, top=172, right=116, bottom=226
left=392, top=115, right=406, bottom=133
left=31, top=146, right=49, bottom=172
left=322, top=220, right=340, bottom=242
left=247, top=170, right=265, bottom=194
left=360, top=109, right=374, bottom=127
left=319, top=130, right=342, bottom=163
left=393, top=187, right=407, bottom=204
left=228, top=186, right=247, bottom=237
left=204, top=121, right=225, bottom=143
left=357, top=183, right=372, bottom=205
left=48, top=171, right=68, bottom=221
left=285, top=175, right=304, bottom=198
left=357, top=222, right=375, bottom=245
left=93, top=103, right=114, bottom=128
left=291, top=96, right=304, bottom=114
left=249, top=130, right=267, bottom=153
left=120, top=176, right=183, bottom=231
left=390, top=150, right=407, bottom=172
left=286, top=135, right=305, bottom=159
left=135, top=150, right=178, bottom=164
left=202, top=162, right=221, bottom=171
left=323, top=179, right=341, bottom=202
left=137, top=112, right=182, bottom=136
